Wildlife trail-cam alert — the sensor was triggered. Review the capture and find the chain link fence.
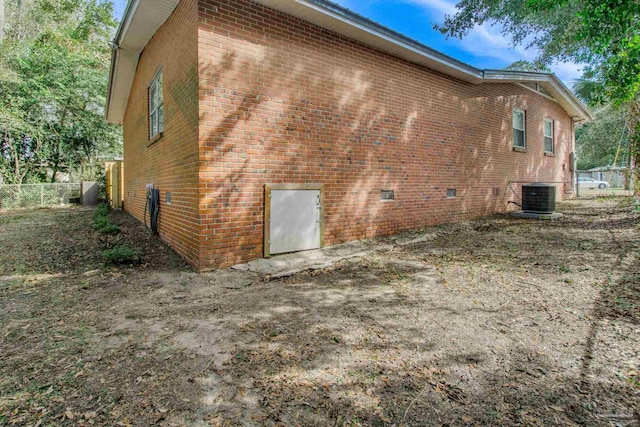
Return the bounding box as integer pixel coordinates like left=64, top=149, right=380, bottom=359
left=0, top=183, right=81, bottom=211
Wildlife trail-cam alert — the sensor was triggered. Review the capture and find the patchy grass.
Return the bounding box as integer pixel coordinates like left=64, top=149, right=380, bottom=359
left=1, top=198, right=639, bottom=426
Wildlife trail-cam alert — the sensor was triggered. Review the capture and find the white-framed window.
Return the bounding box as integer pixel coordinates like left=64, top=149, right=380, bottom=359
left=544, top=118, right=554, bottom=153
left=512, top=109, right=526, bottom=149
left=148, top=69, right=164, bottom=139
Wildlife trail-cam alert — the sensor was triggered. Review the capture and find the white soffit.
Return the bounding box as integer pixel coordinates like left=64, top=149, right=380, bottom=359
left=106, top=0, right=591, bottom=123
left=106, top=0, right=180, bottom=124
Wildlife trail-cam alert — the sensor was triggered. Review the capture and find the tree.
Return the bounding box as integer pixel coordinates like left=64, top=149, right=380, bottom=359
left=436, top=0, right=640, bottom=195
left=0, top=0, right=121, bottom=185
left=573, top=77, right=630, bottom=189
left=575, top=108, right=629, bottom=169
left=436, top=0, right=639, bottom=101
left=506, top=60, right=551, bottom=73
left=573, top=75, right=638, bottom=190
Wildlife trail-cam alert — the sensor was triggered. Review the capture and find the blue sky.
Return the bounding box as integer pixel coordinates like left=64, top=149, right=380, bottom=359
left=111, top=0, right=582, bottom=83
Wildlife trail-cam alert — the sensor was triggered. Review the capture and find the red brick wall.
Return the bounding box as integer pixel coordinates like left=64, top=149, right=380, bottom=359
left=196, top=0, right=576, bottom=269
left=122, top=0, right=201, bottom=267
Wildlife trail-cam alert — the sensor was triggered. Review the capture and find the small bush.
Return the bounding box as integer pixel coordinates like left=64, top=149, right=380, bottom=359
left=93, top=204, right=119, bottom=234
left=93, top=216, right=109, bottom=228
left=93, top=203, right=110, bottom=220
left=102, top=245, right=139, bottom=264
left=96, top=222, right=120, bottom=234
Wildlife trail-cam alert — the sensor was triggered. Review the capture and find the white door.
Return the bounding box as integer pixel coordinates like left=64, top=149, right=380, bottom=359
left=270, top=189, right=321, bottom=255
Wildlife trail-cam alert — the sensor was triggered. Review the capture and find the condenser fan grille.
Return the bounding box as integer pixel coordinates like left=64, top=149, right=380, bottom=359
left=522, top=184, right=556, bottom=213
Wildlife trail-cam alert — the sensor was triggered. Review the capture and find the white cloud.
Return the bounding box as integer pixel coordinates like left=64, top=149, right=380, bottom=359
left=409, top=0, right=457, bottom=15
left=407, top=0, right=531, bottom=61
left=336, top=0, right=584, bottom=83
left=403, top=0, right=585, bottom=82
left=549, top=62, right=583, bottom=84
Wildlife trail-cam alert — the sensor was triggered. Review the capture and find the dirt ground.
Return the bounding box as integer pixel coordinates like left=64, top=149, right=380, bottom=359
left=1, top=197, right=639, bottom=426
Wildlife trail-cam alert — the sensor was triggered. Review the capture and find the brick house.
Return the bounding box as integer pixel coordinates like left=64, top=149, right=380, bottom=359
left=105, top=0, right=591, bottom=271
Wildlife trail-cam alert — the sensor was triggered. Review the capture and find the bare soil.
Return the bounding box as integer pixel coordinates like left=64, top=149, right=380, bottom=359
left=1, top=198, right=639, bottom=426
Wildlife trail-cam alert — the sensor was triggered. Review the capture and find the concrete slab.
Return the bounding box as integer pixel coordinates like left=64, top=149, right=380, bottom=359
left=511, top=211, right=564, bottom=220
left=230, top=227, right=448, bottom=280
left=231, top=239, right=394, bottom=279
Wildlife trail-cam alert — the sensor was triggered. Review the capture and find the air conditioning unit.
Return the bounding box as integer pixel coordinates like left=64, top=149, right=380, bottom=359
left=522, top=183, right=556, bottom=213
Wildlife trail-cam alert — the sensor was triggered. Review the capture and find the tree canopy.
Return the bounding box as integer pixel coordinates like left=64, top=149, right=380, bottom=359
left=0, top=0, right=121, bottom=185
left=506, top=60, right=551, bottom=73
left=575, top=107, right=630, bottom=170
left=436, top=0, right=640, bottom=103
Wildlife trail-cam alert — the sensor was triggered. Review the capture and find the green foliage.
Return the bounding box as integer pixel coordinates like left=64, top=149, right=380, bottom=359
left=93, top=214, right=107, bottom=227
left=506, top=60, right=551, bottom=73
left=93, top=202, right=110, bottom=219
left=93, top=215, right=119, bottom=234
left=436, top=0, right=640, bottom=103
left=96, top=221, right=120, bottom=234
left=576, top=107, right=630, bottom=170
left=0, top=0, right=122, bottom=185
left=102, top=245, right=138, bottom=265
left=93, top=203, right=119, bottom=234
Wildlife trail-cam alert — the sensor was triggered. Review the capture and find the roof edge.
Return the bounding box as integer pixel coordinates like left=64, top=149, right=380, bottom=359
left=105, top=0, right=139, bottom=123
left=105, top=48, right=118, bottom=122
left=105, top=0, right=179, bottom=123
left=106, top=0, right=592, bottom=123
left=289, top=0, right=482, bottom=80
left=483, top=70, right=592, bottom=121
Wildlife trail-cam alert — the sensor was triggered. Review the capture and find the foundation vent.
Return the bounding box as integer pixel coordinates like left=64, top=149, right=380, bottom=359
left=380, top=190, right=395, bottom=201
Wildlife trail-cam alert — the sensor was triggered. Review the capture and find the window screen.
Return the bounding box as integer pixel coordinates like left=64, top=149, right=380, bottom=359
left=149, top=70, right=164, bottom=139
left=544, top=119, right=554, bottom=153
left=513, top=109, right=526, bottom=148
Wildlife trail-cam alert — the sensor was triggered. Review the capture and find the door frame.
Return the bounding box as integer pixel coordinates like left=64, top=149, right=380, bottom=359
left=264, top=183, right=325, bottom=258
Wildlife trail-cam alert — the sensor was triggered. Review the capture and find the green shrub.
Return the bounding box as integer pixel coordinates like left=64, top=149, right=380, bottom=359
left=93, top=204, right=119, bottom=234
left=93, top=216, right=109, bottom=228
left=93, top=216, right=119, bottom=234
left=102, top=245, right=139, bottom=264
left=96, top=222, right=120, bottom=234
left=93, top=203, right=110, bottom=220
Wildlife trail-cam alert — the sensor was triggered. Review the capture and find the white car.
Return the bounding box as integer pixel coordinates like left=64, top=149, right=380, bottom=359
left=578, top=177, right=610, bottom=189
